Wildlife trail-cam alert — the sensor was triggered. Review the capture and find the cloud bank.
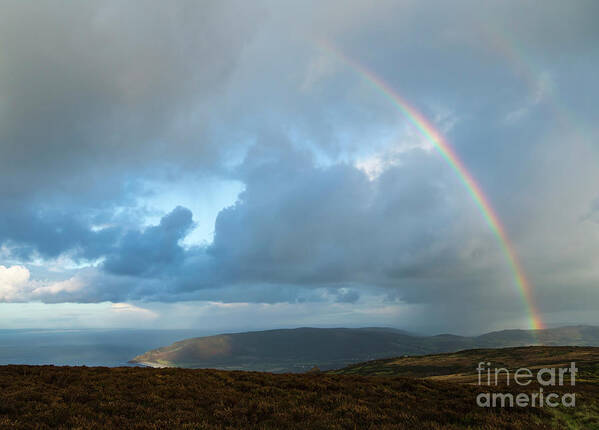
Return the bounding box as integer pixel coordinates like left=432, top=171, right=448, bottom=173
left=0, top=0, right=598, bottom=331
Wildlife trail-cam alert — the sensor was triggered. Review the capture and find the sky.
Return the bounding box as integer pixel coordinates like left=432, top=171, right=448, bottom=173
left=0, top=0, right=598, bottom=335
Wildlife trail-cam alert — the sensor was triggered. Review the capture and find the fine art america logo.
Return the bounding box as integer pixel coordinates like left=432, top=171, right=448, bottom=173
left=476, top=362, right=577, bottom=408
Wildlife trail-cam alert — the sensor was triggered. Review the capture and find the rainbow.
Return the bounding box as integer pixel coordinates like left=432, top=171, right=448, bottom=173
left=320, top=40, right=544, bottom=331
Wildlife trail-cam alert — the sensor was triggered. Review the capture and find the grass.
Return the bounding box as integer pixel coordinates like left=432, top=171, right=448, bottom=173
left=330, top=346, right=599, bottom=430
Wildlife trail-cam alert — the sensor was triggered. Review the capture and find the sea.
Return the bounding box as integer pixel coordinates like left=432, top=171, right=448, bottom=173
left=0, top=329, right=214, bottom=367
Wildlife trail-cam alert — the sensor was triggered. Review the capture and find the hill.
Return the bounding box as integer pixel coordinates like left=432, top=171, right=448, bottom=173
left=329, top=346, right=599, bottom=429
left=329, top=346, right=599, bottom=428
left=0, top=363, right=562, bottom=429
left=129, top=325, right=599, bottom=372
left=329, top=345, right=599, bottom=381
left=3, top=346, right=599, bottom=429
left=130, top=327, right=427, bottom=372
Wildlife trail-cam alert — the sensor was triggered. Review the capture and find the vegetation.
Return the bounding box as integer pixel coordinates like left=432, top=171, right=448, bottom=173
left=1, top=346, right=598, bottom=428
left=0, top=364, right=550, bottom=429
left=330, top=346, right=599, bottom=429
left=130, top=325, right=599, bottom=372
left=328, top=346, right=599, bottom=379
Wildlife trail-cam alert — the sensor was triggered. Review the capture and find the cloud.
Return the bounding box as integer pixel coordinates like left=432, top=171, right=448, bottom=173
left=0, top=0, right=262, bottom=192
left=0, top=0, right=598, bottom=331
left=0, top=265, right=84, bottom=302
left=31, top=277, right=84, bottom=297
left=582, top=197, right=599, bottom=224
left=103, top=206, right=194, bottom=277
left=0, top=265, right=30, bottom=302
left=504, top=72, right=554, bottom=124
left=204, top=145, right=473, bottom=289
left=111, top=303, right=158, bottom=319
left=0, top=0, right=263, bottom=261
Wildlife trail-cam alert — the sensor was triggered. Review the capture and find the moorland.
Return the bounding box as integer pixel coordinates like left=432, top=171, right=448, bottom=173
left=2, top=346, right=599, bottom=429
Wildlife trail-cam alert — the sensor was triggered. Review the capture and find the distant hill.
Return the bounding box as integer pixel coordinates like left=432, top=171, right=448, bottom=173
left=329, top=345, right=599, bottom=381
left=475, top=325, right=599, bottom=347
left=130, top=325, right=599, bottom=372
left=130, top=327, right=428, bottom=372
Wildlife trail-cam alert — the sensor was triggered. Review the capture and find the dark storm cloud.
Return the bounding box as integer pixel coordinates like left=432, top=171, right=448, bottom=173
left=0, top=0, right=263, bottom=259
left=205, top=144, right=473, bottom=289
left=0, top=0, right=261, bottom=197
left=103, top=206, right=194, bottom=277
left=46, top=143, right=501, bottom=307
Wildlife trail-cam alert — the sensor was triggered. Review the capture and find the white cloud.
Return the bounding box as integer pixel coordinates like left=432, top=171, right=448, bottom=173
left=0, top=265, right=86, bottom=303
left=31, top=277, right=84, bottom=296
left=354, top=124, right=437, bottom=180
left=111, top=303, right=158, bottom=319
left=0, top=265, right=30, bottom=301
